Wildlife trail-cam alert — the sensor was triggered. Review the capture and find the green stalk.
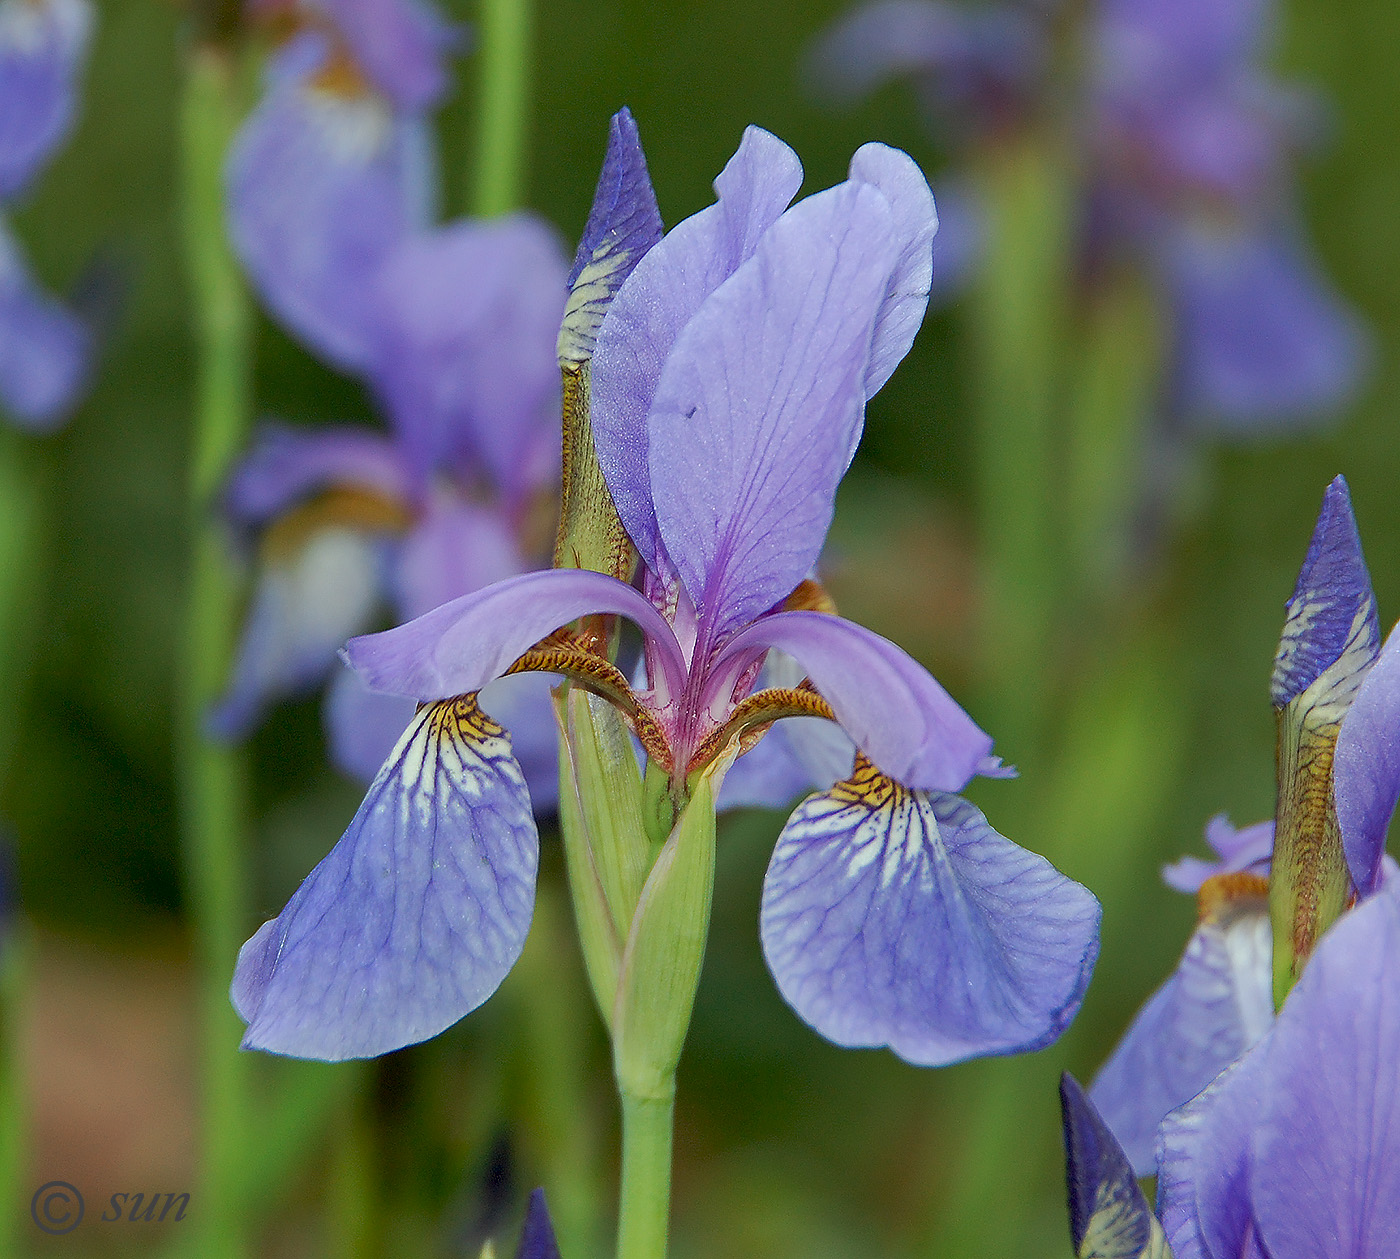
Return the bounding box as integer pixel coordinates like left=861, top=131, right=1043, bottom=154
left=615, top=1091, right=674, bottom=1259
left=0, top=426, right=48, bottom=1255
left=0, top=428, right=50, bottom=784
left=471, top=0, right=533, bottom=217
left=178, top=45, right=254, bottom=1259
left=1063, top=269, right=1163, bottom=603
left=967, top=133, right=1073, bottom=761
left=0, top=926, right=28, bottom=1258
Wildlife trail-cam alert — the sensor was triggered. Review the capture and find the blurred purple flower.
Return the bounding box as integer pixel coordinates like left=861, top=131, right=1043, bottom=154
left=228, top=33, right=435, bottom=373
left=1091, top=477, right=1400, bottom=1173
left=214, top=21, right=568, bottom=800
left=0, top=0, right=93, bottom=430
left=245, top=0, right=460, bottom=109
left=230, top=121, right=1099, bottom=1064
left=810, top=0, right=1370, bottom=431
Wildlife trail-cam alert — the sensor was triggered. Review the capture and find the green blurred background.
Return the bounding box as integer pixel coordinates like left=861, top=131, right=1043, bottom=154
left=3, top=0, right=1398, bottom=1253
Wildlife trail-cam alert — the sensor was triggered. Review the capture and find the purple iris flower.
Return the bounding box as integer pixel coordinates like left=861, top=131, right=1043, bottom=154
left=1064, top=875, right=1400, bottom=1257
left=214, top=14, right=567, bottom=797
left=1091, top=476, right=1400, bottom=1174
left=1154, top=873, right=1400, bottom=1258
left=0, top=0, right=93, bottom=430
left=229, top=122, right=1100, bottom=1064
left=810, top=0, right=1370, bottom=432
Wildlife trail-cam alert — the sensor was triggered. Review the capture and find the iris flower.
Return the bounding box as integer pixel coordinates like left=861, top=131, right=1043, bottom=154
left=1061, top=874, right=1400, bottom=1258
left=231, top=119, right=1100, bottom=1064
left=0, top=0, right=93, bottom=430
left=810, top=0, right=1369, bottom=432
left=213, top=4, right=566, bottom=792
left=1091, top=476, right=1400, bottom=1173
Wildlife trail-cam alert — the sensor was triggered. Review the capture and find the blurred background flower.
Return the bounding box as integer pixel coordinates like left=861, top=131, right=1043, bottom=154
left=212, top=3, right=565, bottom=796
left=0, top=0, right=94, bottom=430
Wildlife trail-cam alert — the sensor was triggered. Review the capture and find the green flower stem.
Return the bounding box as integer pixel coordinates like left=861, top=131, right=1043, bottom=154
left=967, top=134, right=1073, bottom=760
left=178, top=44, right=254, bottom=1259
left=1063, top=269, right=1163, bottom=603
left=615, top=1089, right=675, bottom=1259
left=504, top=875, right=608, bottom=1256
left=0, top=428, right=50, bottom=785
left=472, top=0, right=532, bottom=217
left=0, top=927, right=28, bottom=1259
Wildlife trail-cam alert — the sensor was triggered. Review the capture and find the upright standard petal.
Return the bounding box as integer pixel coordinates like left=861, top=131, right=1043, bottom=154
left=1248, top=879, right=1400, bottom=1257
left=0, top=217, right=89, bottom=429
left=223, top=423, right=410, bottom=526
left=590, top=126, right=803, bottom=574
left=228, top=57, right=433, bottom=372
left=647, top=182, right=897, bottom=639
left=846, top=143, right=937, bottom=401
left=319, top=0, right=457, bottom=110
left=0, top=0, right=92, bottom=200
left=1090, top=903, right=1272, bottom=1175
left=558, top=107, right=663, bottom=368
left=1269, top=474, right=1377, bottom=710
left=344, top=568, right=687, bottom=702
left=760, top=773, right=1099, bottom=1065
left=232, top=696, right=538, bottom=1059
left=1167, top=224, right=1370, bottom=433
left=367, top=216, right=566, bottom=497
left=1333, top=620, right=1400, bottom=896
left=717, top=611, right=992, bottom=792
left=1060, top=1074, right=1165, bottom=1259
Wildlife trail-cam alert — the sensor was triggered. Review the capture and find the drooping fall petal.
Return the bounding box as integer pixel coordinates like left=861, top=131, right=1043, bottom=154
left=233, top=696, right=538, bottom=1059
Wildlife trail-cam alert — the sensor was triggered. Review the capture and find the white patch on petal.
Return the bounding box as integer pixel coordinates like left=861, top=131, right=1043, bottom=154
left=302, top=90, right=394, bottom=164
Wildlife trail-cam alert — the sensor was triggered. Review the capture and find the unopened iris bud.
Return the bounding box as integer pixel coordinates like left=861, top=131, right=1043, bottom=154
left=1060, top=1074, right=1170, bottom=1259
left=1268, top=475, right=1379, bottom=1004
left=553, top=109, right=661, bottom=599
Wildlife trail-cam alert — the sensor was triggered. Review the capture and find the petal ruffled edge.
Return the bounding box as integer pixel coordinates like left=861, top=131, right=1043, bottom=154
left=760, top=775, right=1099, bottom=1066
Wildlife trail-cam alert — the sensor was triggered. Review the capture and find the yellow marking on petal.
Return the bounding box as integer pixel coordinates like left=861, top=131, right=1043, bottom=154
left=1196, top=871, right=1270, bottom=926
left=828, top=754, right=898, bottom=810
left=425, top=692, right=506, bottom=747
left=310, top=43, right=373, bottom=99
left=260, top=486, right=412, bottom=563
